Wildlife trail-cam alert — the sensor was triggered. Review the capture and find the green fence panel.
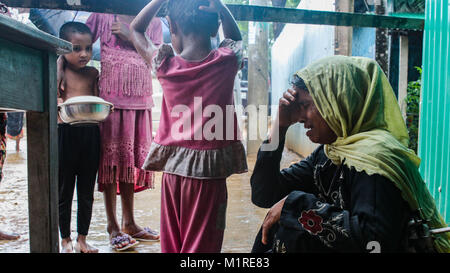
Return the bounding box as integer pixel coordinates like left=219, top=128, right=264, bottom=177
left=419, top=0, right=450, bottom=222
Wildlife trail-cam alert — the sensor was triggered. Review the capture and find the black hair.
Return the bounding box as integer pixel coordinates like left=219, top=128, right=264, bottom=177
left=290, top=74, right=308, bottom=92
left=59, top=21, right=92, bottom=42
left=167, top=0, right=219, bottom=36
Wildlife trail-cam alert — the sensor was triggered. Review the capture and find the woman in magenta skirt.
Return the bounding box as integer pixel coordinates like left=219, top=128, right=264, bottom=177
left=86, top=13, right=163, bottom=251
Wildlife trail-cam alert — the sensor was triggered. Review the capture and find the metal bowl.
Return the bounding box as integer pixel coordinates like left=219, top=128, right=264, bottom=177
left=58, top=96, right=114, bottom=125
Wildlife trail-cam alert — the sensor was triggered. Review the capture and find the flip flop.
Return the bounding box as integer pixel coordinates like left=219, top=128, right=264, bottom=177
left=131, top=227, right=160, bottom=242
left=110, top=234, right=139, bottom=251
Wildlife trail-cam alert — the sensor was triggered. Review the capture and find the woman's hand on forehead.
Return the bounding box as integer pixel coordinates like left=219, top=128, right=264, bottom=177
left=282, top=88, right=297, bottom=104
left=277, top=88, right=301, bottom=128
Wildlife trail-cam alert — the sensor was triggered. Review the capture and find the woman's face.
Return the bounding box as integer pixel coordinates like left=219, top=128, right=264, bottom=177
left=293, top=86, right=337, bottom=144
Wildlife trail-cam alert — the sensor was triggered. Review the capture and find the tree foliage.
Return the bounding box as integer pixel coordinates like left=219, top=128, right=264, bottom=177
left=405, top=67, right=422, bottom=153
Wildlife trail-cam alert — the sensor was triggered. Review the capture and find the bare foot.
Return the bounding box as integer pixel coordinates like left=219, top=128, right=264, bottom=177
left=75, top=235, right=99, bottom=253
left=0, top=230, right=20, bottom=241
left=60, top=238, right=73, bottom=253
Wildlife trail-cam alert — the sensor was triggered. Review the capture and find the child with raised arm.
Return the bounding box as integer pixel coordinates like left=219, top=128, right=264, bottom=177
left=57, top=22, right=100, bottom=253
left=131, top=0, right=248, bottom=253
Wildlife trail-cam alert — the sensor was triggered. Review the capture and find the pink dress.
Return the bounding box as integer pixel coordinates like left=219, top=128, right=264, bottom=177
left=143, top=40, right=247, bottom=178
left=143, top=40, right=247, bottom=252
left=86, top=13, right=162, bottom=193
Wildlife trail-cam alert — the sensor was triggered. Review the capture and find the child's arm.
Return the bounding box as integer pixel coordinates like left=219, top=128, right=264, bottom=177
left=93, top=68, right=100, bottom=97
left=200, top=0, right=242, bottom=42
left=130, top=0, right=167, bottom=64
left=56, top=55, right=66, bottom=102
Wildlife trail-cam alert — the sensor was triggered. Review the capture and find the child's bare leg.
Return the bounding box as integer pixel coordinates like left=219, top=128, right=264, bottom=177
left=103, top=181, right=119, bottom=235
left=103, top=180, right=134, bottom=249
left=120, top=182, right=159, bottom=240
left=119, top=182, right=137, bottom=232
left=15, top=139, right=20, bottom=152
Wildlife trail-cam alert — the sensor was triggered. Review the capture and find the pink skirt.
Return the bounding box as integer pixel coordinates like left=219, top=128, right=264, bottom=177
left=97, top=109, right=154, bottom=194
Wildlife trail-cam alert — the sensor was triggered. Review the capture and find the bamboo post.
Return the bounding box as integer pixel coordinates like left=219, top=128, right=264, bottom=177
left=247, top=0, right=270, bottom=154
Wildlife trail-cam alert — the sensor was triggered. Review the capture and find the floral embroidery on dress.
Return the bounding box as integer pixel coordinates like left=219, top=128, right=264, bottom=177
left=298, top=210, right=324, bottom=235
left=298, top=201, right=350, bottom=248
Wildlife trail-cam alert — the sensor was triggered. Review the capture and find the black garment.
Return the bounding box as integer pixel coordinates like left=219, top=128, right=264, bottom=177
left=250, top=135, right=411, bottom=253
left=0, top=113, right=6, bottom=136
left=6, top=112, right=24, bottom=137
left=58, top=123, right=100, bottom=238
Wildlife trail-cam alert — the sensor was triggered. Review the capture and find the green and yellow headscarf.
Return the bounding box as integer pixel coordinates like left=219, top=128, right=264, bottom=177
left=296, top=55, right=450, bottom=253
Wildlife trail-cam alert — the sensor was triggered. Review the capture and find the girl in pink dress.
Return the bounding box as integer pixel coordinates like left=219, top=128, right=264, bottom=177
left=86, top=13, right=162, bottom=251
left=131, top=0, right=247, bottom=253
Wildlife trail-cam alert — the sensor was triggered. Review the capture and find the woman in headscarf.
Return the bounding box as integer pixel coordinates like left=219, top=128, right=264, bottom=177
left=250, top=55, right=450, bottom=253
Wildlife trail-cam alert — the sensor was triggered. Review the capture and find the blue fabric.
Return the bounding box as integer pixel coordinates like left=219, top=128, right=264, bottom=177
left=6, top=112, right=24, bottom=137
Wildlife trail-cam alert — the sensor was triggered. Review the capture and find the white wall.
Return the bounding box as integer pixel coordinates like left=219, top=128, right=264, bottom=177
left=271, top=0, right=336, bottom=157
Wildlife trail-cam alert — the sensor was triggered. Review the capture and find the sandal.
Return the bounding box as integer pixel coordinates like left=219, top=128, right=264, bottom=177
left=110, top=234, right=139, bottom=251
left=131, top=227, right=160, bottom=242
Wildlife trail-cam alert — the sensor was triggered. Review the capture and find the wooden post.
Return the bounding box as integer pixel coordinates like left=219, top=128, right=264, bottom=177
left=375, top=0, right=389, bottom=75
left=247, top=0, right=270, bottom=154
left=26, top=52, right=59, bottom=253
left=0, top=14, right=70, bottom=252
left=398, top=35, right=409, bottom=120
left=335, top=0, right=354, bottom=56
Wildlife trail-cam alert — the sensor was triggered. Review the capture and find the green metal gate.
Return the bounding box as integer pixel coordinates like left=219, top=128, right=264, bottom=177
left=418, top=0, right=450, bottom=222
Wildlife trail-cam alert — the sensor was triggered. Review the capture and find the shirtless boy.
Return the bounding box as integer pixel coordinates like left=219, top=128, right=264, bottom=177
left=57, top=22, right=100, bottom=253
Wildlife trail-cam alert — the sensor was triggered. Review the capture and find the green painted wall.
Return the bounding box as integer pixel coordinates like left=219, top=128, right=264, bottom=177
left=418, top=0, right=450, bottom=221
